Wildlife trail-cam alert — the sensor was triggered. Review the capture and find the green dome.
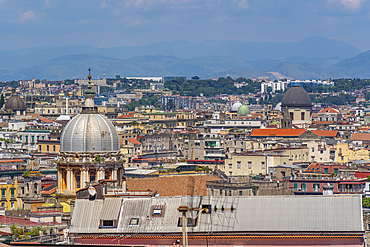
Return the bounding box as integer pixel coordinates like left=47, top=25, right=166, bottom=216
left=237, top=102, right=250, bottom=115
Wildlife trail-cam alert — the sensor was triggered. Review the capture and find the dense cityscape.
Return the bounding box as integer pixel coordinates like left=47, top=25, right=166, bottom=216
left=2, top=1, right=370, bottom=247
left=0, top=72, right=364, bottom=246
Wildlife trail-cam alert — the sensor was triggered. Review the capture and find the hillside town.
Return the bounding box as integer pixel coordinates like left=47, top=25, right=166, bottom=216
left=0, top=73, right=367, bottom=246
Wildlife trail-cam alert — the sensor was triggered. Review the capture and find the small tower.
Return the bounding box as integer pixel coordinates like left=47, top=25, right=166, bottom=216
left=22, top=155, right=44, bottom=211
left=281, top=106, right=292, bottom=129
left=82, top=68, right=98, bottom=113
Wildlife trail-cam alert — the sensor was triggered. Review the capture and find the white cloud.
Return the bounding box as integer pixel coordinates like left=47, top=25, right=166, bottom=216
left=328, top=0, right=364, bottom=11
left=235, top=0, right=249, bottom=9
left=19, top=10, right=36, bottom=21
left=79, top=19, right=89, bottom=24
left=119, top=16, right=141, bottom=27
left=124, top=0, right=193, bottom=10
left=100, top=1, right=108, bottom=8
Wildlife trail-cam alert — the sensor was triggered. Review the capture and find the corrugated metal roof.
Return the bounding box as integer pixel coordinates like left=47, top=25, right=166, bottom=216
left=197, top=195, right=363, bottom=232
left=70, top=199, right=103, bottom=233
left=100, top=198, right=122, bottom=220
left=70, top=195, right=363, bottom=234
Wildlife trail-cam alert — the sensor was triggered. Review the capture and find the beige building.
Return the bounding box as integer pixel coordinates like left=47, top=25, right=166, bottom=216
left=224, top=147, right=309, bottom=176
left=307, top=140, right=331, bottom=163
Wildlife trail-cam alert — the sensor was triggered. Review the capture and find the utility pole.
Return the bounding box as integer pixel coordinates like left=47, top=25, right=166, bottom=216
left=178, top=206, right=188, bottom=247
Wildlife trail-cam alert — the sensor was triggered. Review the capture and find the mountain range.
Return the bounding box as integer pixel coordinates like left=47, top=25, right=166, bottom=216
left=0, top=36, right=369, bottom=81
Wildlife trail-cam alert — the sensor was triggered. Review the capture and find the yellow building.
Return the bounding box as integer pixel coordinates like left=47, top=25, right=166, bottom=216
left=336, top=142, right=369, bottom=163
left=0, top=180, right=18, bottom=210
left=38, top=140, right=60, bottom=153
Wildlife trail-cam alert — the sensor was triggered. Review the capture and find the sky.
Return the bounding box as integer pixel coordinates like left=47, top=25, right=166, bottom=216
left=0, top=0, right=370, bottom=51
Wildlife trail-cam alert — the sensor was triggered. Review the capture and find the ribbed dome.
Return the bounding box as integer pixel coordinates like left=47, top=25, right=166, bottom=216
left=4, top=95, right=26, bottom=111
left=281, top=85, right=311, bottom=108
left=237, top=102, right=250, bottom=115
left=61, top=114, right=120, bottom=152
left=231, top=101, right=242, bottom=112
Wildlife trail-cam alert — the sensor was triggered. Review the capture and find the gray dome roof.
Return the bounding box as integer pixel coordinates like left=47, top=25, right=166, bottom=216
left=281, top=85, right=311, bottom=108
left=4, top=95, right=26, bottom=111
left=231, top=101, right=242, bottom=112
left=61, top=114, right=120, bottom=152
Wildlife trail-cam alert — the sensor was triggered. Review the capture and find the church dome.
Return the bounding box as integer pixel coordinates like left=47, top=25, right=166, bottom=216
left=237, top=102, right=250, bottom=115
left=60, top=114, right=120, bottom=152
left=281, top=85, right=311, bottom=108
left=231, top=101, right=242, bottom=112
left=4, top=95, right=26, bottom=111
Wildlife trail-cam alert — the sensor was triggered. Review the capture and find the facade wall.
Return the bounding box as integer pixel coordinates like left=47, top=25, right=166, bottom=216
left=336, top=142, right=370, bottom=163
left=0, top=180, right=18, bottom=210
left=307, top=141, right=331, bottom=162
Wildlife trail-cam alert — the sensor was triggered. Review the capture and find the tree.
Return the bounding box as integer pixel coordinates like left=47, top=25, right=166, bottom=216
left=166, top=99, right=175, bottom=111
left=0, top=94, right=4, bottom=108
left=191, top=76, right=200, bottom=80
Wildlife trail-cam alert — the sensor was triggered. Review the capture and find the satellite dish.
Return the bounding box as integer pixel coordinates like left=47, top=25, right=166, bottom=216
left=88, top=186, right=96, bottom=196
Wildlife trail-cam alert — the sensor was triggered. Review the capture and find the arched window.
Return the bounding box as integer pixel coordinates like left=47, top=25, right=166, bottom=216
left=105, top=170, right=111, bottom=180
left=75, top=172, right=81, bottom=189
left=34, top=182, right=38, bottom=195
left=89, top=172, right=96, bottom=183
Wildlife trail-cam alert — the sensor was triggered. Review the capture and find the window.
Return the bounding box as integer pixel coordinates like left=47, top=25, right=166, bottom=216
left=261, top=162, right=265, bottom=169
left=239, top=191, right=243, bottom=196
left=90, top=172, right=96, bottom=183
left=129, top=218, right=139, bottom=226
left=10, top=189, right=15, bottom=198
left=334, top=168, right=338, bottom=174
left=220, top=189, right=222, bottom=195
left=11, top=202, right=15, bottom=210
left=177, top=217, right=196, bottom=227
left=237, top=161, right=241, bottom=169
left=301, top=183, right=306, bottom=191
left=324, top=168, right=329, bottom=174
left=102, top=220, right=114, bottom=227
left=76, top=174, right=81, bottom=189
left=1, top=189, right=5, bottom=199
left=290, top=112, right=294, bottom=120
left=229, top=164, right=232, bottom=169
left=46, top=145, right=49, bottom=152
left=152, top=209, right=162, bottom=216
left=248, top=162, right=252, bottom=169
left=301, top=112, right=305, bottom=120
left=313, top=183, right=320, bottom=192
left=293, top=183, right=298, bottom=191
left=320, top=150, right=323, bottom=154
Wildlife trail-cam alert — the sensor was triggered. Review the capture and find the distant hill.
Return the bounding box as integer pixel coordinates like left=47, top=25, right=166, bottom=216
left=327, top=50, right=370, bottom=78
left=0, top=36, right=368, bottom=81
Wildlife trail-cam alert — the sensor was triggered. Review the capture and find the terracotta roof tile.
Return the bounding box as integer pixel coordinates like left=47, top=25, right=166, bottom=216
left=351, top=133, right=370, bottom=141
left=39, top=118, right=53, bottom=123
left=318, top=107, right=340, bottom=114
left=126, top=175, right=219, bottom=196
left=127, top=138, right=142, bottom=145
left=311, top=130, right=339, bottom=137
left=250, top=129, right=306, bottom=137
